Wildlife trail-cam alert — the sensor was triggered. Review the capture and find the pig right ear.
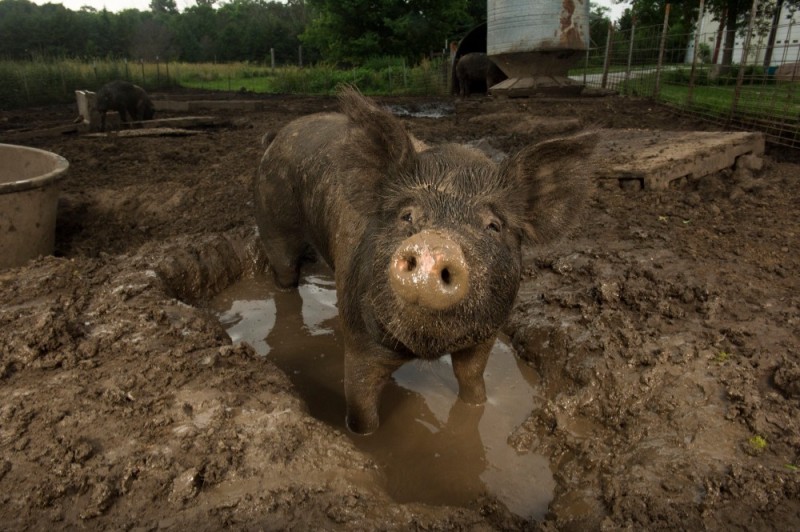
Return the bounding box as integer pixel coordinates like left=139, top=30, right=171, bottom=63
left=338, top=85, right=417, bottom=174
left=500, top=131, right=598, bottom=244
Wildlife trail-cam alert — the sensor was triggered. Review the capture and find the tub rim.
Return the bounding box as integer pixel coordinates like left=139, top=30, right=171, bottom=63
left=0, top=143, right=69, bottom=195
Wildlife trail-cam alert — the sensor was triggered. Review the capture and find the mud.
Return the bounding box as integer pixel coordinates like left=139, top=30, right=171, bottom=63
left=209, top=264, right=553, bottom=519
left=0, top=92, right=798, bottom=530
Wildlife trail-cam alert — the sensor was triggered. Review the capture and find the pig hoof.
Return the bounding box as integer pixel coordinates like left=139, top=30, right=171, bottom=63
left=345, top=414, right=378, bottom=436
left=270, top=269, right=300, bottom=290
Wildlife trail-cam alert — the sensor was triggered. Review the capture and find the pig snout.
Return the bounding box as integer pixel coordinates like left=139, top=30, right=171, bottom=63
left=389, top=232, right=469, bottom=311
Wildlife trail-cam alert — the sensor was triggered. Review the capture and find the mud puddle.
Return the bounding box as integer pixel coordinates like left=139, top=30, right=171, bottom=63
left=385, top=102, right=454, bottom=118
left=209, top=263, right=554, bottom=518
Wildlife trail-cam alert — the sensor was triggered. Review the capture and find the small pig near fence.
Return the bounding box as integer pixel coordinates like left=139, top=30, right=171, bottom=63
left=254, top=86, right=596, bottom=434
left=95, top=80, right=155, bottom=131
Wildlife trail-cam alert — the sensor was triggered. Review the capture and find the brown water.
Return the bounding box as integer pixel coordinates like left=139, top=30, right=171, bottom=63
left=209, top=263, right=554, bottom=519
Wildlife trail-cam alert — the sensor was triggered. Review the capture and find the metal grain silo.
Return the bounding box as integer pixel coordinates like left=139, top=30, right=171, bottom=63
left=487, top=0, right=590, bottom=96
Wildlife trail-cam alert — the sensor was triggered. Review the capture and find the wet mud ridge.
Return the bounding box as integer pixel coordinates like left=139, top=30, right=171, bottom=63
left=0, top=92, right=798, bottom=529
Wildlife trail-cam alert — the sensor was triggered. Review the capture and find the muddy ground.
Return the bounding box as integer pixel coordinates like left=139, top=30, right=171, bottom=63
left=1, top=90, right=798, bottom=530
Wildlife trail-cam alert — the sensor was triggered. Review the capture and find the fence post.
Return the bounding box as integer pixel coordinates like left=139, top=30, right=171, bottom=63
left=298, top=45, right=303, bottom=67
left=654, top=3, right=671, bottom=99
left=624, top=18, right=637, bottom=86
left=731, top=0, right=760, bottom=118
left=687, top=0, right=706, bottom=105
left=165, top=61, right=170, bottom=86
left=140, top=60, right=145, bottom=85
left=270, top=48, right=275, bottom=72
left=156, top=56, right=160, bottom=86
left=601, top=22, right=614, bottom=89
left=583, top=46, right=589, bottom=85
left=125, top=58, right=129, bottom=80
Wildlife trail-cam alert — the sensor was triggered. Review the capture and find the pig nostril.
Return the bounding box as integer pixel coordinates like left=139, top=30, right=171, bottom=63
left=441, top=268, right=451, bottom=285
left=406, top=256, right=417, bottom=272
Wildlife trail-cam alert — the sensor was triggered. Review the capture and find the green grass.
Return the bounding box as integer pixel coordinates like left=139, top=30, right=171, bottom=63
left=0, top=57, right=178, bottom=110
left=617, top=69, right=800, bottom=121
left=0, top=57, right=449, bottom=110
left=179, top=59, right=449, bottom=96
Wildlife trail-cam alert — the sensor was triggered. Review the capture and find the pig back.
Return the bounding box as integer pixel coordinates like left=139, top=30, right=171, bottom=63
left=258, top=112, right=369, bottom=270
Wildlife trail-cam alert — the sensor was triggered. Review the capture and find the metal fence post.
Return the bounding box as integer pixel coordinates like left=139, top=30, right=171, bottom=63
left=654, top=3, right=671, bottom=99
left=583, top=46, right=589, bottom=85
left=601, top=22, right=614, bottom=89
left=687, top=0, right=706, bottom=105
left=270, top=48, right=275, bottom=72
left=624, top=18, right=637, bottom=86
left=731, top=0, right=760, bottom=118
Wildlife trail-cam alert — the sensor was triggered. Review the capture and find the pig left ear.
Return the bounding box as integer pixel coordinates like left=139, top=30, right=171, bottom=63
left=500, top=131, right=598, bottom=244
left=338, top=85, right=417, bottom=173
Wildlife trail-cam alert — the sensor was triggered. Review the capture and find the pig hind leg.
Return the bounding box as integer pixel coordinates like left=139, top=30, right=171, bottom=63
left=255, top=173, right=307, bottom=288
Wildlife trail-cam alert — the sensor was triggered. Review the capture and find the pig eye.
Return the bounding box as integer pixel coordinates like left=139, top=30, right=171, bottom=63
left=486, top=219, right=502, bottom=233
left=400, top=210, right=414, bottom=224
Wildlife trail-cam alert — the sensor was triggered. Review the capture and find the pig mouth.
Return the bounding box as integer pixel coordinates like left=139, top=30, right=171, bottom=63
left=374, top=294, right=501, bottom=360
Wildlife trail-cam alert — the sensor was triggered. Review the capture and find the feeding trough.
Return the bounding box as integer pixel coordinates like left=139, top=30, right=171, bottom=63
left=488, top=0, right=591, bottom=96
left=0, top=143, right=69, bottom=269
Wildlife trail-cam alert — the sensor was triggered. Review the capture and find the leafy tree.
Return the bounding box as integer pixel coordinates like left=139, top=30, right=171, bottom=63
left=614, top=0, right=800, bottom=67
left=301, top=0, right=483, bottom=64
left=150, top=0, right=178, bottom=15
left=589, top=4, right=612, bottom=48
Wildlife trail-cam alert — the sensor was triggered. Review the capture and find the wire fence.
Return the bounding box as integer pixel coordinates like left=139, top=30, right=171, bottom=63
left=581, top=16, right=800, bottom=149
left=0, top=55, right=452, bottom=112
left=3, top=9, right=799, bottom=149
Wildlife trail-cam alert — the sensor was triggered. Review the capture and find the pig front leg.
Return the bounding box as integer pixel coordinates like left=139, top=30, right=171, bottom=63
left=343, top=337, right=405, bottom=435
left=451, top=336, right=494, bottom=404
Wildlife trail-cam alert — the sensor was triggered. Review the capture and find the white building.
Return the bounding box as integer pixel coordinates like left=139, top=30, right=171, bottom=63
left=686, top=5, right=800, bottom=66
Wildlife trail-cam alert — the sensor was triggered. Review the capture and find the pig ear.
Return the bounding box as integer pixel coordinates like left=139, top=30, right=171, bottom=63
left=500, top=131, right=598, bottom=244
left=338, top=85, right=417, bottom=173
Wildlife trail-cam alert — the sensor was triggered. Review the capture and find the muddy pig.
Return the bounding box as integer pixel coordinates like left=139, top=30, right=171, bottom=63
left=455, top=53, right=507, bottom=97
left=95, top=80, right=155, bottom=131
left=254, top=87, right=595, bottom=434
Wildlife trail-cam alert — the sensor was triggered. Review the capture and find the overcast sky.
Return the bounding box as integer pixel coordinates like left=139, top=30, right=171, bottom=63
left=30, top=0, right=627, bottom=21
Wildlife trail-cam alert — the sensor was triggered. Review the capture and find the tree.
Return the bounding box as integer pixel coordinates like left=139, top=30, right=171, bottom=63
left=301, top=0, right=484, bottom=64
left=130, top=17, right=176, bottom=60
left=589, top=4, right=612, bottom=49
left=150, top=0, right=178, bottom=15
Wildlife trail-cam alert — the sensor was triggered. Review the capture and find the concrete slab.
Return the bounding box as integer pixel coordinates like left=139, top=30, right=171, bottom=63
left=153, top=100, right=265, bottom=112
left=133, top=116, right=224, bottom=128
left=85, top=127, right=202, bottom=138
left=0, top=124, right=78, bottom=142
left=590, top=129, right=766, bottom=190
left=490, top=76, right=585, bottom=98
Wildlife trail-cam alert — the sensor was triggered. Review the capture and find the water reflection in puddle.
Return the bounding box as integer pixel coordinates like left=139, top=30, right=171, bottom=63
left=210, top=263, right=553, bottom=519
left=385, top=103, right=455, bottom=119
